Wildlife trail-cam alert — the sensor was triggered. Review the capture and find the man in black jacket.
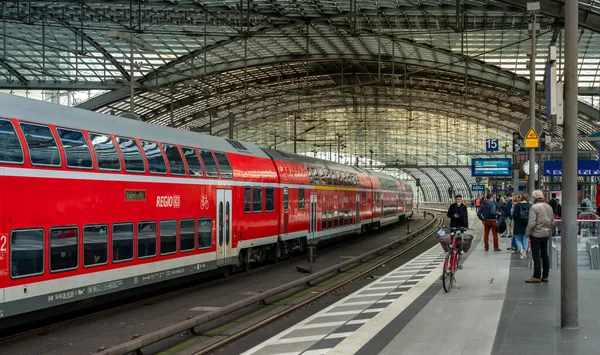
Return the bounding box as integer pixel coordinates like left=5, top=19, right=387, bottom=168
left=549, top=193, right=559, bottom=216
left=447, top=195, right=469, bottom=229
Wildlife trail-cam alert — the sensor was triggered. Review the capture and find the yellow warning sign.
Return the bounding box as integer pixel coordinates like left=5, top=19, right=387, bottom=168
left=524, top=127, right=539, bottom=148
left=526, top=127, right=538, bottom=139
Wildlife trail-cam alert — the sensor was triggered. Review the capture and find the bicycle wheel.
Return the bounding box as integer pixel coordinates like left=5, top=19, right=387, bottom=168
left=442, top=251, right=454, bottom=293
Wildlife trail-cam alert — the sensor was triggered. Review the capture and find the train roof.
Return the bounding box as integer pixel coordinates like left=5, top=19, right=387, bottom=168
left=0, top=93, right=270, bottom=159
left=262, top=148, right=367, bottom=174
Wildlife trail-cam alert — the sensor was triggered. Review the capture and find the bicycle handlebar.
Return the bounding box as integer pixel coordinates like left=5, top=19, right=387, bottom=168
left=441, top=226, right=472, bottom=233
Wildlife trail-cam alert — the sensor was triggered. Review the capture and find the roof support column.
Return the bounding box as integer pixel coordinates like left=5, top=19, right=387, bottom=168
left=561, top=0, right=579, bottom=330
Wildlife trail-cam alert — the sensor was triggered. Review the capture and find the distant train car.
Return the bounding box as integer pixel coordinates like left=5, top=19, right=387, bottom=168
left=0, top=93, right=412, bottom=326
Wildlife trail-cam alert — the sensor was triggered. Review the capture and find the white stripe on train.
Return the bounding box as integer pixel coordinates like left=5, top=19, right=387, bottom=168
left=1, top=166, right=412, bottom=195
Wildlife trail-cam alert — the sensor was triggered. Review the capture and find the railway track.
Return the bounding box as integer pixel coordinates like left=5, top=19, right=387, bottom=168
left=0, top=217, right=414, bottom=345
left=97, top=213, right=443, bottom=355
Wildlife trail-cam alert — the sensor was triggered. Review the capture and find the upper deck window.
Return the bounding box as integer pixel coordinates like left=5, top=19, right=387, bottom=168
left=200, top=150, right=219, bottom=178
left=0, top=119, right=24, bottom=164
left=116, top=137, right=145, bottom=173
left=312, top=168, right=320, bottom=185
left=88, top=133, right=121, bottom=171
left=141, top=140, right=166, bottom=174
left=57, top=128, right=93, bottom=169
left=181, top=147, right=203, bottom=177
left=20, top=123, right=61, bottom=167
left=214, top=152, right=233, bottom=179
left=163, top=144, right=186, bottom=176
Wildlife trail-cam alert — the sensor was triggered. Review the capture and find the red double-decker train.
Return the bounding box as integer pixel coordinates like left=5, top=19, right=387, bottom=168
left=0, top=94, right=413, bottom=325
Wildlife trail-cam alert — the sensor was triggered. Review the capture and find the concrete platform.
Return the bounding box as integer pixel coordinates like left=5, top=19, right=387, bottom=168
left=245, top=215, right=600, bottom=355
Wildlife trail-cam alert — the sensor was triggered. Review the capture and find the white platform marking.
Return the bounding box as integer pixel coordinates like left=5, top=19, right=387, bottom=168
left=241, top=243, right=445, bottom=355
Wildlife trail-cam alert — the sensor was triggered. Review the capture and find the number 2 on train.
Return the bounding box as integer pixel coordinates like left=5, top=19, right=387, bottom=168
left=0, top=235, right=6, bottom=252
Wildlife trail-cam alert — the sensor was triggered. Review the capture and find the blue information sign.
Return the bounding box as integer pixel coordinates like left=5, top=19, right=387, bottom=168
left=485, top=139, right=499, bottom=152
left=472, top=184, right=485, bottom=191
left=543, top=160, right=600, bottom=176
left=471, top=158, right=512, bottom=177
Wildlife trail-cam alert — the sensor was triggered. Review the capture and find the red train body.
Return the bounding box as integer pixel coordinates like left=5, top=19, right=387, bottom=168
left=0, top=94, right=412, bottom=323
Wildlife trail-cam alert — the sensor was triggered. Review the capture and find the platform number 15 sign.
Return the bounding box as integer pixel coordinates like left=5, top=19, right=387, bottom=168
left=485, top=139, right=499, bottom=152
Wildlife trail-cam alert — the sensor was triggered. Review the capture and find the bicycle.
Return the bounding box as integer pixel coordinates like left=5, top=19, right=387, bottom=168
left=440, top=226, right=471, bottom=293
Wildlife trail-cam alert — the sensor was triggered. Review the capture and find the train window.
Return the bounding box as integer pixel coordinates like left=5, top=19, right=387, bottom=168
left=339, top=210, right=343, bottom=227
left=50, top=227, right=78, bottom=272
left=180, top=219, right=196, bottom=252
left=57, top=128, right=93, bottom=169
left=321, top=212, right=326, bottom=230
left=10, top=229, right=44, bottom=278
left=160, top=220, right=177, bottom=255
left=200, top=150, right=219, bottom=178
left=244, top=187, right=252, bottom=213
left=138, top=222, right=157, bottom=259
left=116, top=137, right=145, bottom=173
left=83, top=225, right=108, bottom=267
left=253, top=187, right=263, bottom=212
left=214, top=152, right=233, bottom=179
left=307, top=166, right=313, bottom=184
left=312, top=168, right=320, bottom=185
left=112, top=223, right=134, bottom=262
left=362, top=191, right=367, bottom=205
left=0, top=119, right=24, bottom=164
left=20, top=123, right=61, bottom=167
left=298, top=188, right=305, bottom=210
left=198, top=218, right=212, bottom=249
left=328, top=211, right=333, bottom=229
left=163, top=144, right=186, bottom=176
left=326, top=169, right=332, bottom=186
left=332, top=171, right=338, bottom=186
left=318, top=168, right=325, bottom=185
left=141, top=140, right=167, bottom=174
left=283, top=187, right=288, bottom=211
left=333, top=211, right=338, bottom=228
left=88, top=133, right=121, bottom=171
left=181, top=147, right=203, bottom=177
left=265, top=187, right=274, bottom=212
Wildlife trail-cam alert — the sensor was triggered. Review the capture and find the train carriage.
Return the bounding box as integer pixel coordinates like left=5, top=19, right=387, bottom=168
left=0, top=93, right=413, bottom=326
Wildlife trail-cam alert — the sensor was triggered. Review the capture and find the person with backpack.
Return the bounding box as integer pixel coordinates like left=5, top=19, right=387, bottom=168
left=478, top=193, right=501, bottom=251
left=512, top=193, right=532, bottom=259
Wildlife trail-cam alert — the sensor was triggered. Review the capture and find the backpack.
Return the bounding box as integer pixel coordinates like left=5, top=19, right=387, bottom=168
left=516, top=203, right=531, bottom=224
left=581, top=201, right=588, bottom=208
left=497, top=217, right=507, bottom=234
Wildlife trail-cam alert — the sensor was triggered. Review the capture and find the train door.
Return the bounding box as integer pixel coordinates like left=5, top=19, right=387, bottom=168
left=381, top=196, right=384, bottom=222
left=355, top=194, right=360, bottom=224
left=216, top=189, right=233, bottom=266
left=309, top=195, right=317, bottom=240
left=283, top=188, right=289, bottom=234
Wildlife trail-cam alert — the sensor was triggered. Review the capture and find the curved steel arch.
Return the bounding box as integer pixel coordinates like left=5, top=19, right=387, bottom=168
left=79, top=51, right=532, bottom=111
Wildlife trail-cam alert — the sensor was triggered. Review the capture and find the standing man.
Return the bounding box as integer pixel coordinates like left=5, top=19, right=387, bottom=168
left=475, top=197, right=481, bottom=212
left=501, top=193, right=514, bottom=238
left=525, top=190, right=555, bottom=283
left=478, top=193, right=501, bottom=252
left=447, top=195, right=469, bottom=228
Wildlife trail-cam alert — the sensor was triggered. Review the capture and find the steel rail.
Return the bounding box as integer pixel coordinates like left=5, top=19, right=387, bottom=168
left=193, top=215, right=444, bottom=355
left=97, top=213, right=440, bottom=355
